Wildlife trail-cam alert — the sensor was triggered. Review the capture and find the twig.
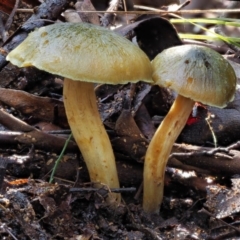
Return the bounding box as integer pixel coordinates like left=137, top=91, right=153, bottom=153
left=0, top=109, right=78, bottom=152
left=5, top=0, right=20, bottom=32
left=182, top=39, right=231, bottom=54
left=169, top=148, right=233, bottom=161
left=64, top=9, right=240, bottom=15
left=199, top=208, right=240, bottom=235
left=16, top=9, right=34, bottom=13
left=227, top=141, right=240, bottom=151
left=168, top=143, right=240, bottom=176
left=0, top=14, right=7, bottom=42
left=134, top=181, right=143, bottom=200
left=0, top=224, right=18, bottom=240
left=16, top=7, right=240, bottom=15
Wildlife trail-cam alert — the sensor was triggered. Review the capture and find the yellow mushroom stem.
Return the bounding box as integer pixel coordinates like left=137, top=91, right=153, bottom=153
left=143, top=94, right=195, bottom=214
left=63, top=78, right=120, bottom=203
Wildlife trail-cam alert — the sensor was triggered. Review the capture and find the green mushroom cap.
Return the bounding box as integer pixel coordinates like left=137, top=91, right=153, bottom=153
left=7, top=22, right=153, bottom=84
left=152, top=45, right=237, bottom=108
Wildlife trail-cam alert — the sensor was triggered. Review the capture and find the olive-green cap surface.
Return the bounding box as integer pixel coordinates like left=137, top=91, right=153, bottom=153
left=7, top=23, right=152, bottom=84
left=152, top=45, right=237, bottom=108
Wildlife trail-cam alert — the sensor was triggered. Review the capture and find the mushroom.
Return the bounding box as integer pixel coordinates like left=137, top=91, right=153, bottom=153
left=7, top=22, right=153, bottom=203
left=143, top=44, right=237, bottom=213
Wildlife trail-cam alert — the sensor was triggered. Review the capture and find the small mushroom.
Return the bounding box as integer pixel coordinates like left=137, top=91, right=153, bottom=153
left=143, top=44, right=237, bottom=213
left=7, top=22, right=152, bottom=203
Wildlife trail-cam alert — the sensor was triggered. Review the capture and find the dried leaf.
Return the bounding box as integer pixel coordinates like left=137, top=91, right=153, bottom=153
left=205, top=178, right=240, bottom=219
left=116, top=16, right=182, bottom=60
left=75, top=0, right=100, bottom=25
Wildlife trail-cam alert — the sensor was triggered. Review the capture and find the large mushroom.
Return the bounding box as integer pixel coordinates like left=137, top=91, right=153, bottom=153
left=143, top=44, right=237, bottom=213
left=7, top=22, right=152, bottom=203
